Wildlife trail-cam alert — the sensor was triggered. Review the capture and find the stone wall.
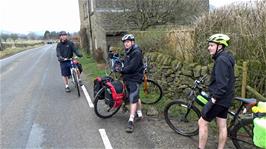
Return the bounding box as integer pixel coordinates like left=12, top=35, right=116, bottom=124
left=145, top=52, right=242, bottom=100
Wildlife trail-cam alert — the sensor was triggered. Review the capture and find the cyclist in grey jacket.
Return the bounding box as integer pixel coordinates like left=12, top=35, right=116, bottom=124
left=198, top=34, right=235, bottom=149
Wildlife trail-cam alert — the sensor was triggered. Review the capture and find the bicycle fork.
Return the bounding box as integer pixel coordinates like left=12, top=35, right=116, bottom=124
left=181, top=103, right=193, bottom=122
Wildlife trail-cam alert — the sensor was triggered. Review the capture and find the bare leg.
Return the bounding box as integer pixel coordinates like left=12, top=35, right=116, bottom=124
left=216, top=117, right=227, bottom=149
left=198, top=117, right=209, bottom=149
left=137, top=99, right=142, bottom=110
left=130, top=103, right=138, bottom=117
left=129, top=103, right=138, bottom=121
left=63, top=76, right=69, bottom=86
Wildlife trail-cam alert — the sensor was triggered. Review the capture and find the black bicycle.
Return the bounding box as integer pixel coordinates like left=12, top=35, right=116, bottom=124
left=164, top=75, right=260, bottom=149
left=104, top=51, right=163, bottom=105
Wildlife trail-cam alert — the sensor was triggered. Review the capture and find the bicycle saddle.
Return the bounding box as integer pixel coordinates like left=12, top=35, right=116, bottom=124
left=235, top=97, right=257, bottom=105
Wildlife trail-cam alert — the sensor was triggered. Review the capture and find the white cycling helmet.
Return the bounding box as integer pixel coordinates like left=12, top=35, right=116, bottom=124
left=121, top=34, right=135, bottom=42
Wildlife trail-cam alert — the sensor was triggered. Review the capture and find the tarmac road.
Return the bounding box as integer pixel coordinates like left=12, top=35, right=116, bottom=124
left=0, top=44, right=234, bottom=149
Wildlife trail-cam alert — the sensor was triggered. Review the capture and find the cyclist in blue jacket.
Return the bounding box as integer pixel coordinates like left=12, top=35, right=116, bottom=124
left=116, top=34, right=144, bottom=133
left=56, top=31, right=83, bottom=92
left=198, top=34, right=235, bottom=149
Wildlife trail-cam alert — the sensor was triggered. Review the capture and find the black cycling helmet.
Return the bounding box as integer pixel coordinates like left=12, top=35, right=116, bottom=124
left=121, top=34, right=135, bottom=42
left=59, top=31, right=67, bottom=36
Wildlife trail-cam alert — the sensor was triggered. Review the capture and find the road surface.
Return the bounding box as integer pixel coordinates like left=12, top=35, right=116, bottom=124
left=0, top=45, right=234, bottom=148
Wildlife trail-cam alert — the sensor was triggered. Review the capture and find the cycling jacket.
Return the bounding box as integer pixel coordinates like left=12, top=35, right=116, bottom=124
left=121, top=44, right=144, bottom=84
left=208, top=49, right=235, bottom=108
left=56, top=40, right=82, bottom=62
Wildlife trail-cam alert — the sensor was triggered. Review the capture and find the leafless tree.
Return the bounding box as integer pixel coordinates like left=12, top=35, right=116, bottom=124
left=98, top=0, right=208, bottom=31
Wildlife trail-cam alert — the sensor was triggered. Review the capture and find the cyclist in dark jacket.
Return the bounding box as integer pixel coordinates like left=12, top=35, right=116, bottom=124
left=121, top=44, right=144, bottom=84
left=56, top=31, right=83, bottom=92
left=198, top=34, right=235, bottom=149
left=116, top=34, right=144, bottom=133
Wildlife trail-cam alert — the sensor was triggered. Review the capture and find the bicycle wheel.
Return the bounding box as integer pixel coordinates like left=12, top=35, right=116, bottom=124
left=230, top=118, right=257, bottom=149
left=140, top=79, right=162, bottom=104
left=94, top=88, right=121, bottom=118
left=164, top=100, right=201, bottom=136
left=72, top=70, right=80, bottom=97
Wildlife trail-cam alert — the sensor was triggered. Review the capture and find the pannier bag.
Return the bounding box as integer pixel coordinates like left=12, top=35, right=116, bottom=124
left=253, top=102, right=266, bottom=148
left=104, top=80, right=125, bottom=108
left=93, top=76, right=113, bottom=98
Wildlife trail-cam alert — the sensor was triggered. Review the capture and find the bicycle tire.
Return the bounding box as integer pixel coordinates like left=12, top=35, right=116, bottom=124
left=230, top=118, right=257, bottom=149
left=164, top=100, right=201, bottom=136
left=72, top=70, right=80, bottom=97
left=94, top=88, right=121, bottom=118
left=140, top=79, right=163, bottom=104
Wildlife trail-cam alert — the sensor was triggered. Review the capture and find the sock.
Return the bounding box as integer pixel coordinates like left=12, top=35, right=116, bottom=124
left=137, top=110, right=143, bottom=117
left=65, top=84, right=69, bottom=88
left=129, top=114, right=135, bottom=122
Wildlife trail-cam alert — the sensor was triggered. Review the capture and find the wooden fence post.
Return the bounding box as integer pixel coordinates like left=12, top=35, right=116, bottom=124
left=241, top=61, right=248, bottom=98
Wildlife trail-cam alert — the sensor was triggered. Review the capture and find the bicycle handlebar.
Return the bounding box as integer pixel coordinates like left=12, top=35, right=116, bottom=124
left=193, top=74, right=208, bottom=89
left=61, top=56, right=79, bottom=61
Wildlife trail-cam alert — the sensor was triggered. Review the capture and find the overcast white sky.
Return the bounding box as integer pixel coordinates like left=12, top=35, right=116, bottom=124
left=0, top=0, right=259, bottom=34
left=0, top=0, right=80, bottom=34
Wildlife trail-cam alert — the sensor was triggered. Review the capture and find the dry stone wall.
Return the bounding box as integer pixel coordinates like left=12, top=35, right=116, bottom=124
left=145, top=52, right=242, bottom=100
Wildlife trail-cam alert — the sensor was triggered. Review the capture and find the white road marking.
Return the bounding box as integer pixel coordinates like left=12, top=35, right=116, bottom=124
left=81, top=85, right=94, bottom=108
left=99, top=129, right=113, bottom=149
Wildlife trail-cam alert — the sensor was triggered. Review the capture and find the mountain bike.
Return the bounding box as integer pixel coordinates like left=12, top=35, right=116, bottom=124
left=104, top=51, right=163, bottom=105
left=65, top=58, right=82, bottom=97
left=230, top=112, right=266, bottom=149
left=164, top=75, right=259, bottom=149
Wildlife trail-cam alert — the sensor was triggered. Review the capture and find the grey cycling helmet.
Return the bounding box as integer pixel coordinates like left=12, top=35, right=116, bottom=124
left=121, top=34, right=135, bottom=42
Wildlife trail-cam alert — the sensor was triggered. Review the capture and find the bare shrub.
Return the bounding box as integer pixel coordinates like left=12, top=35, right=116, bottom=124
left=194, top=0, right=266, bottom=96
left=194, top=0, right=266, bottom=65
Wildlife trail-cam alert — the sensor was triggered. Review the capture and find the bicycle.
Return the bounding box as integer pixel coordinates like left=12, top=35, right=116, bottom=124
left=163, top=75, right=259, bottom=149
left=104, top=51, right=163, bottom=105
left=64, top=57, right=82, bottom=97
left=93, top=77, right=126, bottom=118
left=230, top=111, right=266, bottom=149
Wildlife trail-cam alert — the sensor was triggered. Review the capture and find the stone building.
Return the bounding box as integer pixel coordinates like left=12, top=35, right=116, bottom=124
left=78, top=0, right=209, bottom=62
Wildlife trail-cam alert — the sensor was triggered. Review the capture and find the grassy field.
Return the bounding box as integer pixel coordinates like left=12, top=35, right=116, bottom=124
left=0, top=46, right=40, bottom=59
left=0, top=41, right=44, bottom=59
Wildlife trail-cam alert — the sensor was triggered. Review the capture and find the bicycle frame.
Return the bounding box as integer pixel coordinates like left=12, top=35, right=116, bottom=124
left=183, top=75, right=250, bottom=130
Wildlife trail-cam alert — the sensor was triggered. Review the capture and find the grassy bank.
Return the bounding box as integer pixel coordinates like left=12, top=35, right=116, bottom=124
left=0, top=46, right=38, bottom=59
left=0, top=42, right=44, bottom=59
left=78, top=54, right=106, bottom=84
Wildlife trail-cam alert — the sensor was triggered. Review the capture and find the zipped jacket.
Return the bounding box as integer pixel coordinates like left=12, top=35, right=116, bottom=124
left=121, top=44, right=144, bottom=83
left=56, top=40, right=82, bottom=62
left=208, top=49, right=235, bottom=108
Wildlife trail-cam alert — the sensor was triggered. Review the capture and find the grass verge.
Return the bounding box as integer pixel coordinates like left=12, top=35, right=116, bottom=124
left=0, top=45, right=44, bottom=59
left=79, top=53, right=106, bottom=82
